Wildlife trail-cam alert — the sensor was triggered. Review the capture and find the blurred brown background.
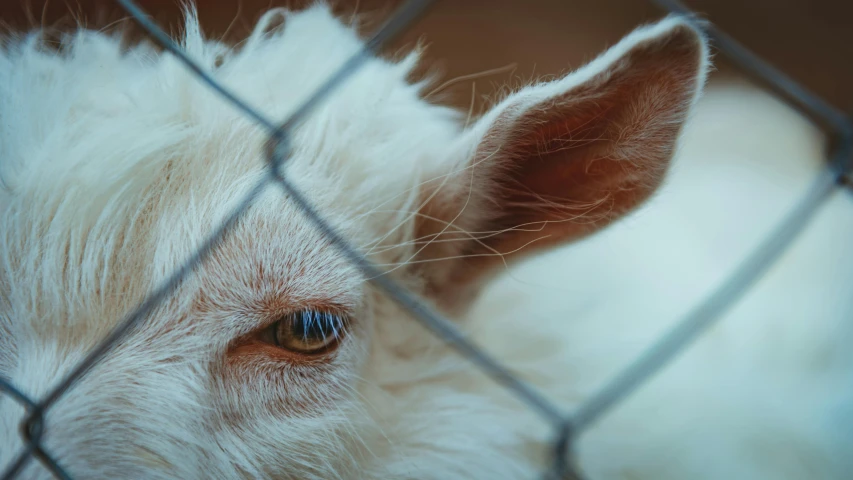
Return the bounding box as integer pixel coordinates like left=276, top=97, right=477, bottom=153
left=1, top=0, right=851, bottom=114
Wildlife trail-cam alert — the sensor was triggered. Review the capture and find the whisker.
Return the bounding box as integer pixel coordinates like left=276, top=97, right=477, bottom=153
left=358, top=147, right=501, bottom=255
left=425, top=62, right=518, bottom=99
left=463, top=81, right=477, bottom=130
left=366, top=234, right=551, bottom=270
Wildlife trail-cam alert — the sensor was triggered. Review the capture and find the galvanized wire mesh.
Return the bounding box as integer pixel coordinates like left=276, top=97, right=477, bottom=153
left=1, top=0, right=851, bottom=479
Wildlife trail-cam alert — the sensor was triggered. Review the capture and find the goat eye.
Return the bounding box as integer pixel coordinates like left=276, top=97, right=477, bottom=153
left=271, top=310, right=345, bottom=354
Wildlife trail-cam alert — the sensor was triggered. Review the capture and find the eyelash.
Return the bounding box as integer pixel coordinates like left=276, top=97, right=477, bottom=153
left=264, top=309, right=348, bottom=355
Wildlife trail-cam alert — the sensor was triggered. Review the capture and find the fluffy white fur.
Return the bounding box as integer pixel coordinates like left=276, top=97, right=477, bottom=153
left=0, top=3, right=849, bottom=479
left=469, top=78, right=853, bottom=479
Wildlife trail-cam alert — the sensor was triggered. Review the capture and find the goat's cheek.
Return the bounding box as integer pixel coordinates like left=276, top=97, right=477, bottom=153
left=215, top=351, right=351, bottom=422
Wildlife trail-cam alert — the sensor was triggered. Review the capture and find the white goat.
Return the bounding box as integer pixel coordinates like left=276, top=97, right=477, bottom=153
left=0, top=3, right=849, bottom=479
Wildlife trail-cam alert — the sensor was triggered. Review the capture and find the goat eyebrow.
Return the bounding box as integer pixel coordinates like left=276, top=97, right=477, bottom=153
left=219, top=287, right=356, bottom=321
left=251, top=301, right=354, bottom=327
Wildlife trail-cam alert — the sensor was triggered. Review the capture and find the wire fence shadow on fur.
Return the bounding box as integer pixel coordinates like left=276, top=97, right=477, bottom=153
left=1, top=0, right=851, bottom=479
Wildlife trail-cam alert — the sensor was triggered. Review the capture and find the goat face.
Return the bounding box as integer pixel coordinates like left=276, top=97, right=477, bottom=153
left=0, top=5, right=707, bottom=479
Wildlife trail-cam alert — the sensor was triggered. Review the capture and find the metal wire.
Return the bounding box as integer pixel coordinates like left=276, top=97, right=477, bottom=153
left=0, top=379, right=38, bottom=480
left=570, top=168, right=840, bottom=432
left=649, top=0, right=853, bottom=173
left=2, top=0, right=851, bottom=479
left=127, top=0, right=567, bottom=427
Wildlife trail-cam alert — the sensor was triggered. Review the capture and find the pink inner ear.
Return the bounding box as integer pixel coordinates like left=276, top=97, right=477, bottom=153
left=414, top=22, right=706, bottom=311
left=472, top=26, right=704, bottom=260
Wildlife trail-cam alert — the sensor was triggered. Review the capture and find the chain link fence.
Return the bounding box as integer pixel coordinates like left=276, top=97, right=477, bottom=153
left=1, top=0, right=851, bottom=478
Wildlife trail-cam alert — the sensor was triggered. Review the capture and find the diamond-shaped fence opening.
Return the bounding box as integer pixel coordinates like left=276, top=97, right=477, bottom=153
left=1, top=0, right=851, bottom=479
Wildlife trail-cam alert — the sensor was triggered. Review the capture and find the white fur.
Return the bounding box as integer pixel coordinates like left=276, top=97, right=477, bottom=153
left=470, top=79, right=853, bottom=478
left=0, top=3, right=848, bottom=480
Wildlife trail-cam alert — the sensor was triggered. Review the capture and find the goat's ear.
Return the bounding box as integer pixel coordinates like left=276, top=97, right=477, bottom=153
left=413, top=16, right=710, bottom=312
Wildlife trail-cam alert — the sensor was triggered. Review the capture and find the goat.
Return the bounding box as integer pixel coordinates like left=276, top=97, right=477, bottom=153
left=1, top=3, right=849, bottom=479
